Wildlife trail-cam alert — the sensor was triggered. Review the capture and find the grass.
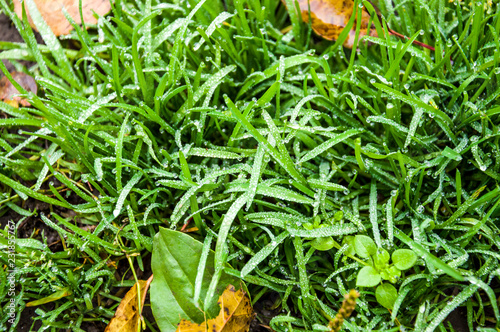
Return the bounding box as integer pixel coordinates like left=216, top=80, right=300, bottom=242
left=0, top=0, right=500, bottom=331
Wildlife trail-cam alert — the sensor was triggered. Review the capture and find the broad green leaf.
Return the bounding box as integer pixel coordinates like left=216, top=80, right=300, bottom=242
left=344, top=236, right=356, bottom=256
left=375, top=283, right=398, bottom=310
left=392, top=249, right=417, bottom=271
left=356, top=266, right=381, bottom=287
left=151, top=228, right=240, bottom=332
left=354, top=235, right=377, bottom=258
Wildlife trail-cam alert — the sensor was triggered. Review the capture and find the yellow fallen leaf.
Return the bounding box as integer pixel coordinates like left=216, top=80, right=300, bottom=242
left=105, top=275, right=153, bottom=332
left=282, top=0, right=377, bottom=48
left=13, top=0, right=111, bottom=36
left=176, top=285, right=254, bottom=332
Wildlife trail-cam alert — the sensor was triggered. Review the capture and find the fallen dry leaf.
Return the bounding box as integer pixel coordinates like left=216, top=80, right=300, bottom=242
left=14, top=0, right=111, bottom=36
left=0, top=71, right=37, bottom=107
left=105, top=275, right=153, bottom=332
left=282, top=0, right=377, bottom=48
left=176, top=285, right=254, bottom=332
left=283, top=0, right=436, bottom=51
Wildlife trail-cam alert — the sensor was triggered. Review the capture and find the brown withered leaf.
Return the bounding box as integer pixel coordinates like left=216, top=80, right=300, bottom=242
left=13, top=0, right=111, bottom=36
left=282, top=0, right=377, bottom=48
left=176, top=285, right=254, bottom=332
left=105, top=275, right=153, bottom=332
left=0, top=72, right=37, bottom=107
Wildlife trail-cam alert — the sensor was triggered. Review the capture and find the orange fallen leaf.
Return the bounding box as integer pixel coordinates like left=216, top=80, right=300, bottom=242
left=282, top=0, right=377, bottom=48
left=0, top=71, right=37, bottom=108
left=14, top=0, right=111, bottom=36
left=282, top=0, right=435, bottom=51
left=105, top=275, right=154, bottom=332
left=176, top=285, right=254, bottom=332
